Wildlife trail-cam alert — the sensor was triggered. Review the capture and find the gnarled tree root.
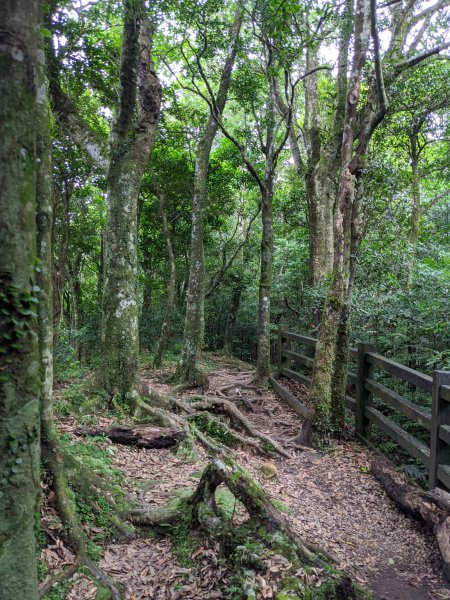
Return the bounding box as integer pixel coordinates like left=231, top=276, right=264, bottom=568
left=187, top=411, right=270, bottom=456
left=128, top=456, right=368, bottom=599
left=41, top=426, right=130, bottom=599
left=39, top=564, right=78, bottom=598
left=189, top=396, right=292, bottom=458
left=371, top=456, right=450, bottom=580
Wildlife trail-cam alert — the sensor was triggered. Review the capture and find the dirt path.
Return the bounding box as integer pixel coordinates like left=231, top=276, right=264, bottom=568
left=48, top=362, right=450, bottom=599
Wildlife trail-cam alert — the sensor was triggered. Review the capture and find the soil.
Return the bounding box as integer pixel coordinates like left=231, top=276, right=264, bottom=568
left=41, top=356, right=450, bottom=599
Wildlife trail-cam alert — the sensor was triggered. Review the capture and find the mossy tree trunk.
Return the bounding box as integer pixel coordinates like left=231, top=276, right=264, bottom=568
left=256, top=178, right=274, bottom=384
left=100, top=5, right=161, bottom=398
left=309, top=0, right=372, bottom=444
left=47, top=1, right=161, bottom=400
left=0, top=1, right=42, bottom=597
left=176, top=6, right=242, bottom=384
left=303, top=47, right=338, bottom=286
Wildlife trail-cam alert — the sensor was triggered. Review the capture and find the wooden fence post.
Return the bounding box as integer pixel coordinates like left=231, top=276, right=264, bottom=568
left=277, top=324, right=290, bottom=376
left=355, top=342, right=375, bottom=438
left=429, top=370, right=450, bottom=490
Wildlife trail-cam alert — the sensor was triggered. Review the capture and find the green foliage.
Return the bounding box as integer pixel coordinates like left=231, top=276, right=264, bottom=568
left=190, top=413, right=239, bottom=446
left=0, top=278, right=39, bottom=380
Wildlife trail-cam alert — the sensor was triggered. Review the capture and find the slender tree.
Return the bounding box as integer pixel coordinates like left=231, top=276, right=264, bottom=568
left=152, top=175, right=176, bottom=368
left=175, top=4, right=243, bottom=384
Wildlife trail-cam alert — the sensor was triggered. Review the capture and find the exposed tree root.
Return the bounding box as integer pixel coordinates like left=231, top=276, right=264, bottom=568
left=190, top=424, right=231, bottom=457
left=187, top=411, right=270, bottom=456
left=128, top=456, right=369, bottom=599
left=371, top=456, right=450, bottom=580
left=39, top=564, right=78, bottom=598
left=134, top=396, right=182, bottom=428
left=42, top=433, right=125, bottom=600
left=188, top=396, right=292, bottom=458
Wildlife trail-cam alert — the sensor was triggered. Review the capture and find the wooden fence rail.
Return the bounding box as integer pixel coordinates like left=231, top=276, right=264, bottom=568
left=271, top=325, right=450, bottom=491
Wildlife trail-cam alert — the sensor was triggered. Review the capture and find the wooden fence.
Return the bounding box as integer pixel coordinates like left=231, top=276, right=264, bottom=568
left=270, top=325, right=450, bottom=491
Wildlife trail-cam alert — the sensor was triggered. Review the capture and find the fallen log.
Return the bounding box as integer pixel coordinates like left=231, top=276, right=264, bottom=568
left=75, top=425, right=186, bottom=449
left=371, top=456, right=450, bottom=580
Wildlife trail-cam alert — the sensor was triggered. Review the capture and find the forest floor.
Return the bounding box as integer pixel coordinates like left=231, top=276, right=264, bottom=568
left=42, top=354, right=450, bottom=600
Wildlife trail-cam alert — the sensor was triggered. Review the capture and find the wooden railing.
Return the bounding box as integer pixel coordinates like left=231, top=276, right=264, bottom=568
left=271, top=325, right=450, bottom=491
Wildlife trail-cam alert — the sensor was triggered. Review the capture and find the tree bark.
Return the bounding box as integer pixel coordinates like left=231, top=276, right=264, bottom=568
left=176, top=6, right=242, bottom=384
left=304, top=47, right=336, bottom=285
left=256, top=181, right=274, bottom=384
left=309, top=0, right=372, bottom=444
left=222, top=277, right=243, bottom=354
left=406, top=130, right=421, bottom=288
left=100, top=5, right=161, bottom=399
left=0, top=2, right=41, bottom=597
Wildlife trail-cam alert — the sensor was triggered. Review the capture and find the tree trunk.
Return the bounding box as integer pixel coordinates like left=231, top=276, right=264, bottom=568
left=309, top=168, right=354, bottom=442
left=406, top=133, right=420, bottom=288
left=222, top=278, right=243, bottom=355
left=256, top=182, right=274, bottom=384
left=99, top=6, right=161, bottom=399
left=304, top=48, right=336, bottom=285
left=153, top=181, right=176, bottom=368
left=330, top=182, right=364, bottom=433
left=306, top=163, right=336, bottom=285
left=309, top=0, right=371, bottom=444
left=176, top=7, right=242, bottom=384
left=0, top=2, right=41, bottom=597
left=52, top=177, right=71, bottom=346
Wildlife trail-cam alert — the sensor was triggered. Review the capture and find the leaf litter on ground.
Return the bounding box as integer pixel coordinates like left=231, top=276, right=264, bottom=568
left=42, top=360, right=450, bottom=600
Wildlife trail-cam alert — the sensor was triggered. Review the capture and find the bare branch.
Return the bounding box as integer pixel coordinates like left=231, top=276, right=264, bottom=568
left=392, top=42, right=450, bottom=75
left=47, top=38, right=108, bottom=169
left=371, top=0, right=389, bottom=113
left=206, top=207, right=261, bottom=298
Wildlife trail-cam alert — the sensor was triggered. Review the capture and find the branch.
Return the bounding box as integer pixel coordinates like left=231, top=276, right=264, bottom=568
left=110, top=0, right=142, bottom=143
left=421, top=188, right=450, bottom=213
left=273, top=76, right=305, bottom=175
left=412, top=0, right=448, bottom=26
left=213, top=114, right=266, bottom=192
left=205, top=207, right=261, bottom=298
left=392, top=42, right=450, bottom=76
left=371, top=0, right=389, bottom=114
left=47, top=38, right=108, bottom=169
left=284, top=295, right=301, bottom=317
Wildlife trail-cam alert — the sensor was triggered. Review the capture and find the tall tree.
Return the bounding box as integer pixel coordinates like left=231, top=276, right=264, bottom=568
left=175, top=3, right=243, bottom=384
left=0, top=0, right=42, bottom=597
left=308, top=0, right=450, bottom=444
left=48, top=0, right=161, bottom=400
left=100, top=1, right=161, bottom=398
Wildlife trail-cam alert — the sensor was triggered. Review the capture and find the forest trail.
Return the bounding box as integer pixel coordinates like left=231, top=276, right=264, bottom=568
left=48, top=359, right=450, bottom=600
